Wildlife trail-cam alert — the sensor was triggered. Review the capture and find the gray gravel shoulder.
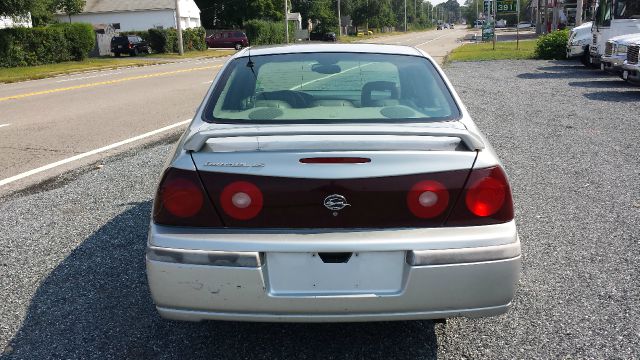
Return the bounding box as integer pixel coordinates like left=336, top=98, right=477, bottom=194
left=0, top=59, right=638, bottom=359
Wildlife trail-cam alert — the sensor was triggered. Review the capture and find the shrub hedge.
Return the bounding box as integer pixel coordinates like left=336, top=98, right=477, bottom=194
left=0, top=23, right=95, bottom=67
left=244, top=20, right=296, bottom=45
left=535, top=29, right=570, bottom=60
left=125, top=27, right=206, bottom=53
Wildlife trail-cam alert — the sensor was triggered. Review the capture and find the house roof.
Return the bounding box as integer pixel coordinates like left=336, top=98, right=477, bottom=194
left=80, top=0, right=176, bottom=14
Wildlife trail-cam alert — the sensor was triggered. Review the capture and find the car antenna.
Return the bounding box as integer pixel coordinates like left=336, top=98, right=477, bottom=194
left=246, top=47, right=257, bottom=79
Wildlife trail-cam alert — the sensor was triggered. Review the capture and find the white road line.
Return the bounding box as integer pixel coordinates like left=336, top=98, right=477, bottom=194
left=0, top=123, right=10, bottom=128
left=56, top=71, right=123, bottom=83
left=414, top=32, right=454, bottom=47
left=0, top=119, right=191, bottom=187
left=289, top=62, right=373, bottom=90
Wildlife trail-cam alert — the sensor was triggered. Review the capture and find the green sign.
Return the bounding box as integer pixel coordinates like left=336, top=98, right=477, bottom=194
left=496, top=0, right=517, bottom=13
left=482, top=21, right=494, bottom=41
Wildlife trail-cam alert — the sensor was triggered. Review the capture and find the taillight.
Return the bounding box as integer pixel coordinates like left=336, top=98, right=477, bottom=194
left=407, top=180, right=449, bottom=219
left=220, top=181, right=263, bottom=220
left=128, top=43, right=133, bottom=49
left=446, top=166, right=514, bottom=226
left=153, top=168, right=222, bottom=227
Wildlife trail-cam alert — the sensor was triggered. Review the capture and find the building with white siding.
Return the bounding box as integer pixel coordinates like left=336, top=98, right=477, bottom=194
left=0, top=14, right=32, bottom=29
left=55, top=0, right=200, bottom=31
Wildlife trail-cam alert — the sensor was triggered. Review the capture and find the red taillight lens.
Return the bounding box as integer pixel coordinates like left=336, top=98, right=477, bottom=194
left=465, top=176, right=506, bottom=217
left=161, top=178, right=203, bottom=218
left=407, top=180, right=450, bottom=219
left=153, top=168, right=222, bottom=227
left=220, top=181, right=263, bottom=220
left=446, top=166, right=514, bottom=226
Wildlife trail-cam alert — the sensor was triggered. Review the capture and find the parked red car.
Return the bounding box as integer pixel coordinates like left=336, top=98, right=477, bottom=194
left=206, top=31, right=249, bottom=50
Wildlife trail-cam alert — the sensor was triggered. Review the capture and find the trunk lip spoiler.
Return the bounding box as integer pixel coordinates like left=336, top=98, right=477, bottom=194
left=183, top=126, right=485, bottom=152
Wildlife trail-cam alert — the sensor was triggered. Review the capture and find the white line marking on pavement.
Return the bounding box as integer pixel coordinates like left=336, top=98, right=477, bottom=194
left=0, top=123, right=10, bottom=128
left=56, top=71, right=123, bottom=83
left=0, top=119, right=192, bottom=187
left=415, top=32, right=454, bottom=47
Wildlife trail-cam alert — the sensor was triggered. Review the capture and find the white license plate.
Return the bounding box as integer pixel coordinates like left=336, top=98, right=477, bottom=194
left=600, top=63, right=605, bottom=70
left=623, top=70, right=629, bottom=80
left=266, top=252, right=405, bottom=296
left=118, top=45, right=122, bottom=48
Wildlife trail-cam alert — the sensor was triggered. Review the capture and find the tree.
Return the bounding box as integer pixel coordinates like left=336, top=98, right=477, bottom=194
left=0, top=0, right=36, bottom=17
left=51, top=0, right=85, bottom=16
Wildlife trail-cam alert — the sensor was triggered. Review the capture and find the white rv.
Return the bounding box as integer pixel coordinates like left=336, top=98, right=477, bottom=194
left=588, top=0, right=640, bottom=66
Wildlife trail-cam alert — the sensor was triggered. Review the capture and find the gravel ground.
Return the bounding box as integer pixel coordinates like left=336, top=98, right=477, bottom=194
left=0, top=60, right=638, bottom=359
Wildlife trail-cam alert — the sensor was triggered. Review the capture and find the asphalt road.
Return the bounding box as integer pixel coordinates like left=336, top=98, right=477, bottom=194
left=0, top=28, right=467, bottom=196
left=1, top=60, right=638, bottom=359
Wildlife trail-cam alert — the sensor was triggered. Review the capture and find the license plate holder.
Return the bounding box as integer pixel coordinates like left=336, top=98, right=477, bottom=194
left=266, top=252, right=405, bottom=296
left=623, top=70, right=629, bottom=80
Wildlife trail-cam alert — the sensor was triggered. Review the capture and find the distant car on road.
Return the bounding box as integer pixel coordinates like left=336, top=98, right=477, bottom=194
left=206, top=31, right=249, bottom=50
left=146, top=43, right=521, bottom=324
left=110, top=35, right=151, bottom=57
left=517, top=21, right=534, bottom=29
left=310, top=31, right=337, bottom=42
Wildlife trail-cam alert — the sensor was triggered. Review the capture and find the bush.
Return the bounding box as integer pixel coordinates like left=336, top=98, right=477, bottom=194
left=141, top=27, right=206, bottom=53
left=535, top=29, right=570, bottom=60
left=53, top=23, right=96, bottom=60
left=245, top=20, right=294, bottom=45
left=0, top=23, right=95, bottom=67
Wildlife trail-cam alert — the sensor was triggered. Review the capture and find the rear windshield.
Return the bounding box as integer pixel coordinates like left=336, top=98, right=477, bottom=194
left=203, top=52, right=460, bottom=124
left=111, top=36, right=128, bottom=44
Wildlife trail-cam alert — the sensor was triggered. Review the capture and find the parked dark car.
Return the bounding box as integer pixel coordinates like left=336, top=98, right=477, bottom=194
left=206, top=31, right=249, bottom=50
left=111, top=35, right=151, bottom=57
left=310, top=31, right=337, bottom=42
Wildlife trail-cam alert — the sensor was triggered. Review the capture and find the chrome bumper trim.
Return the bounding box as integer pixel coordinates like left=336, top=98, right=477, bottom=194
left=146, top=247, right=262, bottom=267
left=406, top=238, right=520, bottom=266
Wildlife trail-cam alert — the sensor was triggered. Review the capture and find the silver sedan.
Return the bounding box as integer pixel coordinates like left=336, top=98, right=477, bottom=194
left=146, top=44, right=521, bottom=322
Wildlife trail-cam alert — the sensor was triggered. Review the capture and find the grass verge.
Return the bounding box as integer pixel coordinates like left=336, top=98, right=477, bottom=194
left=150, top=49, right=236, bottom=59
left=447, top=40, right=536, bottom=62
left=0, top=50, right=234, bottom=84
left=339, top=28, right=435, bottom=43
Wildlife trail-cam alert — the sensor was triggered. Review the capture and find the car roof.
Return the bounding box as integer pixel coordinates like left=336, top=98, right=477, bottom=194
left=236, top=43, right=423, bottom=58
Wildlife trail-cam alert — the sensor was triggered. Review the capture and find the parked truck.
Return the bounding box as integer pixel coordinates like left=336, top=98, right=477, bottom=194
left=567, top=21, right=593, bottom=65
left=588, top=0, right=640, bottom=67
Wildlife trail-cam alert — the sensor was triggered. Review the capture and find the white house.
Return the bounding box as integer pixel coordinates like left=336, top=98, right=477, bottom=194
left=55, top=0, right=201, bottom=32
left=0, top=14, right=32, bottom=29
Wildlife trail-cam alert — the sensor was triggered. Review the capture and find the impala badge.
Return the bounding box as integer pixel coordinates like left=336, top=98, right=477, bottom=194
left=324, top=194, right=350, bottom=211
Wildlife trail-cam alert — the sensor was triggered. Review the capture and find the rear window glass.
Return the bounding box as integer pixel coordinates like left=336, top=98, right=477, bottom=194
left=203, top=52, right=460, bottom=124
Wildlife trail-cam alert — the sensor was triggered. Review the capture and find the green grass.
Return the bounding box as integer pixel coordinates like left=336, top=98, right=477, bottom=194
left=149, top=49, right=236, bottom=59
left=339, top=28, right=435, bottom=43
left=447, top=40, right=537, bottom=62
left=0, top=58, right=168, bottom=83
left=0, top=49, right=235, bottom=84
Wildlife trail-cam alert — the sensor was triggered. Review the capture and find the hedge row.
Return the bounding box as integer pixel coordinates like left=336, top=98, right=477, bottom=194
left=244, top=20, right=295, bottom=46
left=0, top=23, right=95, bottom=68
left=535, top=29, right=570, bottom=60
left=124, top=27, right=206, bottom=53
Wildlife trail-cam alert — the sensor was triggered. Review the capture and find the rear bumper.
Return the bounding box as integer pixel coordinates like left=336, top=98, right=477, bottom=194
left=146, top=222, right=521, bottom=322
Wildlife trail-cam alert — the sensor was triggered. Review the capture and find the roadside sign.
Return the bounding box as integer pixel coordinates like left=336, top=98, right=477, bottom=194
left=497, top=0, right=518, bottom=14
left=482, top=21, right=495, bottom=41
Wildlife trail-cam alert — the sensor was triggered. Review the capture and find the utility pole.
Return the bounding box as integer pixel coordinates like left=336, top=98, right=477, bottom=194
left=338, top=0, right=341, bottom=36
left=284, top=0, right=289, bottom=43
left=544, top=0, right=548, bottom=34
left=404, top=0, right=407, bottom=32
left=536, top=0, right=542, bottom=34
left=576, top=0, right=583, bottom=25
left=175, top=0, right=184, bottom=55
